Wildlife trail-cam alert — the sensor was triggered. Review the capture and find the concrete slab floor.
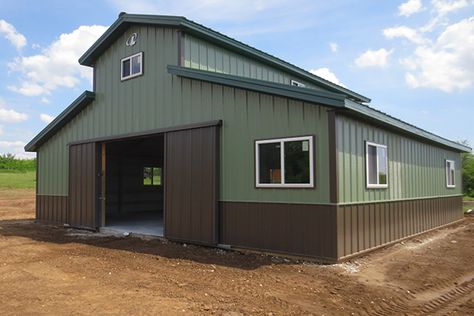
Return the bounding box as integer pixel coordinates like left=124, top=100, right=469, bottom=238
left=104, top=212, right=163, bottom=237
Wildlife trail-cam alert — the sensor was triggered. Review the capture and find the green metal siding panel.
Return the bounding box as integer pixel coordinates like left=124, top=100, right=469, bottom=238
left=37, top=25, right=331, bottom=204
left=183, top=34, right=326, bottom=92
left=336, top=115, right=462, bottom=203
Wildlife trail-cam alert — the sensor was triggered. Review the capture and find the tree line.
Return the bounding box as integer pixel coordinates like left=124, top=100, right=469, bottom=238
left=0, top=154, right=36, bottom=172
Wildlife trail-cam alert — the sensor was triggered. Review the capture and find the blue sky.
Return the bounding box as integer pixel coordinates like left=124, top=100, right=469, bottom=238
left=0, top=0, right=473, bottom=158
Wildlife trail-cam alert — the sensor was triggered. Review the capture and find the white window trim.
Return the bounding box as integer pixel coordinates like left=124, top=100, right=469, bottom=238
left=255, top=136, right=314, bottom=188
left=290, top=80, right=306, bottom=88
left=445, top=159, right=456, bottom=188
left=365, top=141, right=388, bottom=189
left=121, top=52, right=143, bottom=81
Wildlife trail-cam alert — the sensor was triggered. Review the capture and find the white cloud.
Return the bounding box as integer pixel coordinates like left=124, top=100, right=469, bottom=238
left=0, top=125, right=3, bottom=136
left=108, top=0, right=319, bottom=36
left=109, top=0, right=311, bottom=22
left=399, top=0, right=423, bottom=16
left=0, top=141, right=35, bottom=159
left=8, top=25, right=107, bottom=97
left=309, top=67, right=345, bottom=87
left=355, top=48, right=393, bottom=68
left=40, top=97, right=50, bottom=104
left=431, top=0, right=470, bottom=15
left=329, top=42, right=338, bottom=53
left=402, top=17, right=474, bottom=91
left=0, top=19, right=27, bottom=50
left=383, top=26, right=427, bottom=44
left=0, top=107, right=28, bottom=123
left=39, top=113, right=55, bottom=124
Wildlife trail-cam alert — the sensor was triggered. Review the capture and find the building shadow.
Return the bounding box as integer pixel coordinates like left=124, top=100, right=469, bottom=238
left=0, top=218, right=309, bottom=270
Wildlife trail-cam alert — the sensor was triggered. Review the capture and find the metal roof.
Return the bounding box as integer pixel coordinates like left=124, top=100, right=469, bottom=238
left=344, top=99, right=471, bottom=152
left=79, top=13, right=370, bottom=103
left=24, top=91, right=95, bottom=152
left=168, top=65, right=347, bottom=107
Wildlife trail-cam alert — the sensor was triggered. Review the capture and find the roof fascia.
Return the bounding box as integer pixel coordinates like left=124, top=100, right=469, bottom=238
left=25, top=91, right=95, bottom=152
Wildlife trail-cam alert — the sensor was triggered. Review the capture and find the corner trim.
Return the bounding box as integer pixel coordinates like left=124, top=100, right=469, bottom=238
left=328, top=110, right=338, bottom=203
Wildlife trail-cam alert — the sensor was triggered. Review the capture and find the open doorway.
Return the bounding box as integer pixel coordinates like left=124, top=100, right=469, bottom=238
left=103, top=134, right=164, bottom=236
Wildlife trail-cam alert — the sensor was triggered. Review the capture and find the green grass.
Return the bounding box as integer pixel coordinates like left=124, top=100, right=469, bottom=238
left=463, top=196, right=474, bottom=201
left=0, top=171, right=36, bottom=189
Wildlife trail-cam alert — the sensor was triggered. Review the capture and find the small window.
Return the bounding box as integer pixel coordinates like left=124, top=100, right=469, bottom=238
left=446, top=160, right=455, bottom=188
left=143, top=167, right=161, bottom=186
left=256, top=136, right=314, bottom=188
left=366, top=141, right=388, bottom=188
left=121, top=52, right=143, bottom=80
left=290, top=80, right=306, bottom=87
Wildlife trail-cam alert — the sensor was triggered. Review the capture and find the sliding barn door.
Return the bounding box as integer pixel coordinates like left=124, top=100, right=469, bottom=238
left=68, top=142, right=99, bottom=229
left=164, top=126, right=219, bottom=245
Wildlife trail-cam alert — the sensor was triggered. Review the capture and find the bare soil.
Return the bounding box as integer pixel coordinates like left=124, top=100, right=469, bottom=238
left=0, top=189, right=473, bottom=315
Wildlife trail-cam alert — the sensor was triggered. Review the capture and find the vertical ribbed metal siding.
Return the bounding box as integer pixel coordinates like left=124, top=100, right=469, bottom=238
left=336, top=115, right=462, bottom=203
left=36, top=195, right=68, bottom=224
left=182, top=34, right=324, bottom=91
left=336, top=196, right=463, bottom=258
left=164, top=126, right=218, bottom=245
left=220, top=202, right=338, bottom=261
left=36, top=26, right=332, bottom=204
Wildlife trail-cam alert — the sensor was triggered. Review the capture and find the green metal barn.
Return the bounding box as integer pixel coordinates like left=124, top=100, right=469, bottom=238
left=25, top=13, right=471, bottom=262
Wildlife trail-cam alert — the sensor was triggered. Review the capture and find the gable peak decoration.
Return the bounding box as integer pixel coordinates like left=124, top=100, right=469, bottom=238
left=126, top=32, right=138, bottom=47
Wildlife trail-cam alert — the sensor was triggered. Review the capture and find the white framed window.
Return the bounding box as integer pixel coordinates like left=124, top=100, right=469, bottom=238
left=255, top=136, right=314, bottom=188
left=445, top=160, right=455, bottom=188
left=290, top=80, right=306, bottom=88
left=121, top=52, right=143, bottom=81
left=365, top=141, right=388, bottom=189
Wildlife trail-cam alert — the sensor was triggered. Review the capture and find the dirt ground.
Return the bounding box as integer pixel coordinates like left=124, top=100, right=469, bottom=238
left=0, top=189, right=473, bottom=315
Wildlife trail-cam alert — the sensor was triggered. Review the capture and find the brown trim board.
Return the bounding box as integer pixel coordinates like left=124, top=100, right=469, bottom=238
left=328, top=110, right=338, bottom=203
left=68, top=120, right=222, bottom=146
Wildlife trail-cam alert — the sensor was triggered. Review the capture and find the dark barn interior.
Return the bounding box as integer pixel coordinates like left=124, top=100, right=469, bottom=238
left=105, top=134, right=164, bottom=235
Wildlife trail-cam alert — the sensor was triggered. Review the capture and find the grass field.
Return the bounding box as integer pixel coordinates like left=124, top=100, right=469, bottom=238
left=0, top=171, right=36, bottom=189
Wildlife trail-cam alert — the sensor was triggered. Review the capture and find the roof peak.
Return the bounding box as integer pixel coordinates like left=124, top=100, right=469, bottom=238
left=78, top=13, right=370, bottom=103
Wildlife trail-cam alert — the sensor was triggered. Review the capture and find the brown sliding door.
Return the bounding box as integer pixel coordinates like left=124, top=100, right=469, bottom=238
left=68, top=142, right=99, bottom=229
left=164, top=126, right=219, bottom=245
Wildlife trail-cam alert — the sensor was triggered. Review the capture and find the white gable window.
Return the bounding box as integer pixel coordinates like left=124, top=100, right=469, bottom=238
left=366, top=141, right=388, bottom=188
left=121, top=52, right=143, bottom=80
left=290, top=80, right=306, bottom=87
left=255, top=136, right=314, bottom=188
left=446, top=160, right=456, bottom=188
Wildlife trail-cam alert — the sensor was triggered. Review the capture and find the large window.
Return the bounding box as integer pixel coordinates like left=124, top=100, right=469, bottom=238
left=121, top=52, right=143, bottom=80
left=255, top=136, right=314, bottom=188
left=446, top=160, right=455, bottom=188
left=365, top=141, right=388, bottom=188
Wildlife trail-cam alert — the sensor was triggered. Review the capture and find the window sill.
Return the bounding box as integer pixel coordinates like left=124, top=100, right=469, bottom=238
left=366, top=185, right=388, bottom=189
left=256, top=183, right=314, bottom=189
left=121, top=72, right=143, bottom=81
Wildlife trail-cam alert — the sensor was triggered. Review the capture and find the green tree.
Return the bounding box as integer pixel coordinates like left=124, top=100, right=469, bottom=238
left=460, top=141, right=474, bottom=197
